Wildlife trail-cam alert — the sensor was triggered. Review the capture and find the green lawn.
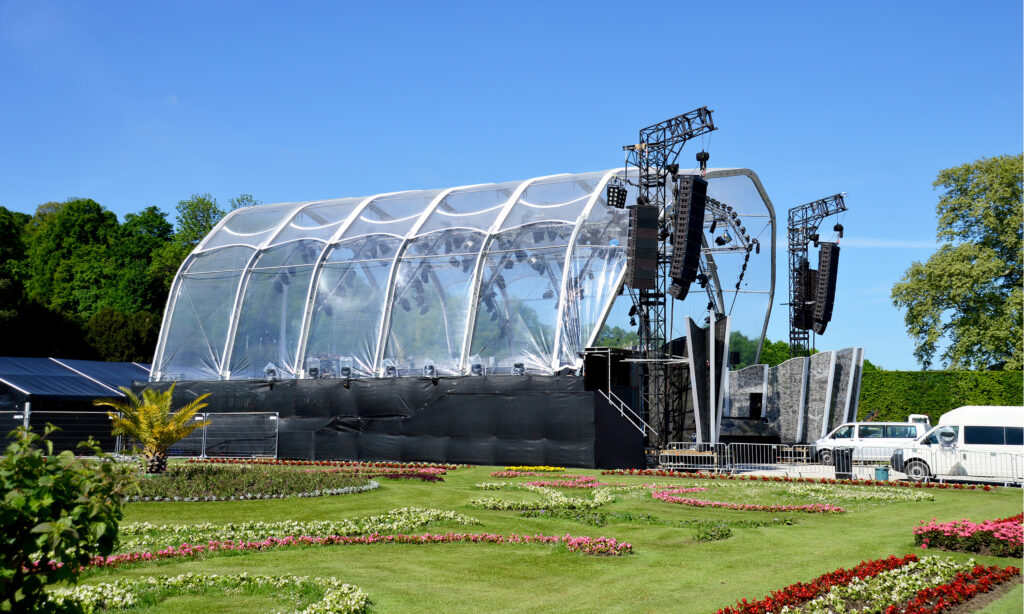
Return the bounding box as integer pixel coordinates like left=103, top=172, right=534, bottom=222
left=82, top=467, right=1023, bottom=613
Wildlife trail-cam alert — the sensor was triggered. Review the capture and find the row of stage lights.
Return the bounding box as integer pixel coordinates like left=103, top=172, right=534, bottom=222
left=263, top=360, right=528, bottom=381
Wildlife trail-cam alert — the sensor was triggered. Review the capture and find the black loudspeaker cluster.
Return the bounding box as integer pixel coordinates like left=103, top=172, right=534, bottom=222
left=812, top=242, right=840, bottom=334
left=793, top=257, right=817, bottom=330
left=625, top=205, right=659, bottom=290
left=667, top=176, right=708, bottom=300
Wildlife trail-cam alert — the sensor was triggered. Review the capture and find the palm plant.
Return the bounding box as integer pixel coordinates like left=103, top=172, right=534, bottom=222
left=94, top=385, right=211, bottom=474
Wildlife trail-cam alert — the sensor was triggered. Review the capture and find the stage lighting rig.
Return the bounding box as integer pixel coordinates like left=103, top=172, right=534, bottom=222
left=606, top=181, right=628, bottom=208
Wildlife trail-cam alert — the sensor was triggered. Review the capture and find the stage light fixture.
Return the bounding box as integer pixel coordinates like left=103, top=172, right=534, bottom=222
left=628, top=305, right=638, bottom=317
left=542, top=289, right=554, bottom=299
left=383, top=361, right=397, bottom=377
left=709, top=219, right=718, bottom=234
left=714, top=233, right=732, bottom=246
left=423, top=363, right=436, bottom=377
left=470, top=363, right=483, bottom=376
left=697, top=273, right=709, bottom=288
left=754, top=239, right=761, bottom=254
left=606, top=184, right=628, bottom=208
left=696, top=150, right=710, bottom=172
left=636, top=195, right=650, bottom=206
left=665, top=163, right=679, bottom=176
left=512, top=363, right=526, bottom=376
left=264, top=363, right=279, bottom=381
left=306, top=357, right=320, bottom=379
left=340, top=365, right=352, bottom=378
left=834, top=223, right=844, bottom=238
left=629, top=317, right=637, bottom=327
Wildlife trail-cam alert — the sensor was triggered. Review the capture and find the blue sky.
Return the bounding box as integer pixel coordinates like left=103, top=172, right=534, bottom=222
left=1, top=1, right=1020, bottom=370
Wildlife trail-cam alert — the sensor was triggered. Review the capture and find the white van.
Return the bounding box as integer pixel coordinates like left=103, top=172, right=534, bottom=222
left=813, top=415, right=931, bottom=463
left=891, top=406, right=1024, bottom=482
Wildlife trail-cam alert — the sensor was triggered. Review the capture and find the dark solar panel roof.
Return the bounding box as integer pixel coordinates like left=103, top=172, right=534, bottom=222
left=0, top=357, right=151, bottom=400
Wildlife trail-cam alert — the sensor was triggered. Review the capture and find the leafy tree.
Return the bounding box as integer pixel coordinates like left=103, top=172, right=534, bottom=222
left=0, top=427, right=132, bottom=611
left=96, top=385, right=210, bottom=474
left=111, top=206, right=174, bottom=314
left=596, top=325, right=640, bottom=349
left=174, top=193, right=226, bottom=249
left=228, top=193, right=262, bottom=210
left=86, top=308, right=162, bottom=362
left=891, top=154, right=1022, bottom=370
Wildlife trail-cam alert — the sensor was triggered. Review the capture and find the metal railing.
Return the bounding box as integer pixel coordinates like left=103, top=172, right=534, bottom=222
left=599, top=389, right=658, bottom=437
left=658, top=442, right=1024, bottom=485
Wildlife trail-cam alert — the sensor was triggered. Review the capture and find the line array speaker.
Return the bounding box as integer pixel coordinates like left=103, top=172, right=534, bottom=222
left=625, top=205, right=659, bottom=289
left=793, top=257, right=816, bottom=331
left=812, top=242, right=840, bottom=334
left=667, top=176, right=707, bottom=299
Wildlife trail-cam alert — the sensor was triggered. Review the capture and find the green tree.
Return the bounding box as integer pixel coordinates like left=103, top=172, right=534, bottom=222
left=112, top=206, right=174, bottom=314
left=596, top=325, right=640, bottom=349
left=22, top=198, right=119, bottom=317
left=175, top=193, right=226, bottom=249
left=0, top=427, right=132, bottom=611
left=891, top=154, right=1022, bottom=370
left=85, top=308, right=162, bottom=362
left=95, top=385, right=210, bottom=474
left=228, top=193, right=262, bottom=210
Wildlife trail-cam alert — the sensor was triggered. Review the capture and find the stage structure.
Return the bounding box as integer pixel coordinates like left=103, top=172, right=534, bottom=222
left=148, top=115, right=779, bottom=466
left=787, top=194, right=848, bottom=357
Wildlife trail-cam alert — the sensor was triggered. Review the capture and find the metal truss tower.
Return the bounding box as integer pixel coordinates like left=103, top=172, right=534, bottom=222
left=787, top=194, right=847, bottom=357
left=623, top=107, right=716, bottom=446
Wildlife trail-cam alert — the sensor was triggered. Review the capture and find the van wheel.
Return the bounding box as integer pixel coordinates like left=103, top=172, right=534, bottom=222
left=819, top=449, right=834, bottom=465
left=905, top=460, right=931, bottom=482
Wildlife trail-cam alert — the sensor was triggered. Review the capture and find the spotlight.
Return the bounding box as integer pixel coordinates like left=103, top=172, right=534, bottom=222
left=754, top=239, right=761, bottom=254
left=628, top=305, right=638, bottom=317
left=630, top=317, right=637, bottom=327
left=423, top=363, right=436, bottom=377
left=665, top=163, right=679, bottom=176
left=714, top=233, right=732, bottom=246
left=528, top=256, right=544, bottom=273
left=542, top=289, right=554, bottom=299
left=306, top=357, right=320, bottom=379
left=696, top=273, right=709, bottom=288
left=833, top=223, right=844, bottom=238
left=383, top=360, right=397, bottom=377
left=709, top=219, right=718, bottom=234
left=340, top=365, right=352, bottom=378
left=264, top=363, right=279, bottom=381
left=606, top=184, right=628, bottom=209
left=696, top=150, right=709, bottom=172
left=470, top=363, right=484, bottom=376
left=512, top=362, right=526, bottom=376
left=636, top=195, right=650, bottom=206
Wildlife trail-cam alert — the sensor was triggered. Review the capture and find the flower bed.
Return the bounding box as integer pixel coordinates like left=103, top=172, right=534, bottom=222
left=189, top=458, right=469, bottom=470
left=85, top=532, right=632, bottom=569
left=914, top=514, right=1023, bottom=558
left=470, top=485, right=616, bottom=511
left=784, top=483, right=935, bottom=503
left=116, top=507, right=479, bottom=553
left=48, top=573, right=369, bottom=614
left=504, top=465, right=565, bottom=472
left=602, top=469, right=997, bottom=491
left=490, top=471, right=577, bottom=478
left=129, top=464, right=376, bottom=502
left=651, top=489, right=844, bottom=514
left=714, top=554, right=1020, bottom=614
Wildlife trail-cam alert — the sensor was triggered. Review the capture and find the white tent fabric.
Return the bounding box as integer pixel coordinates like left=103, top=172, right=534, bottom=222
left=151, top=168, right=775, bottom=381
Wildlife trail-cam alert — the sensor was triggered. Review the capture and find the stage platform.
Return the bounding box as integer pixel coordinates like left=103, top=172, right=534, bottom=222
left=138, top=375, right=646, bottom=469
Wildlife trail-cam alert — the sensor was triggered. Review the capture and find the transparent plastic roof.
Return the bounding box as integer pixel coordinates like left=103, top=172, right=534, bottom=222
left=152, top=168, right=776, bottom=381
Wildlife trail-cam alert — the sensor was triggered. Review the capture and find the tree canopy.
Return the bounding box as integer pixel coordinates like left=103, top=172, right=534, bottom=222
left=891, top=154, right=1022, bottom=370
left=0, top=193, right=250, bottom=362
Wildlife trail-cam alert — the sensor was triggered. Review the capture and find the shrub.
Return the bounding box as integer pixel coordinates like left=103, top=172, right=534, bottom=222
left=857, top=370, right=1023, bottom=422
left=131, top=464, right=370, bottom=500
left=1, top=427, right=133, bottom=611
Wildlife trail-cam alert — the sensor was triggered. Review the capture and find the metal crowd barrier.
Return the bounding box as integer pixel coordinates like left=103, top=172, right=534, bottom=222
left=119, top=412, right=279, bottom=458
left=659, top=442, right=1024, bottom=485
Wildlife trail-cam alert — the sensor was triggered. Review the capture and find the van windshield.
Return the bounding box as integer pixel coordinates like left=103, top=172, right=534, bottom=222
left=923, top=425, right=958, bottom=445
left=832, top=425, right=853, bottom=439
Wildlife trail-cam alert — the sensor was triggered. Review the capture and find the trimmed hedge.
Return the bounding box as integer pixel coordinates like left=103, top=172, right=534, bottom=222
left=857, top=370, right=1023, bottom=422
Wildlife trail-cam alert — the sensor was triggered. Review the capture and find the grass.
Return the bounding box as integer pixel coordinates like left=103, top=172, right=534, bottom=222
left=83, top=466, right=1022, bottom=613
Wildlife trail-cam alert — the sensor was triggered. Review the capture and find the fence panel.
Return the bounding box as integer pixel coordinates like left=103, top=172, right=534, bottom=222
left=202, top=412, right=278, bottom=458
left=28, top=411, right=118, bottom=453
left=0, top=411, right=24, bottom=446
left=658, top=443, right=728, bottom=472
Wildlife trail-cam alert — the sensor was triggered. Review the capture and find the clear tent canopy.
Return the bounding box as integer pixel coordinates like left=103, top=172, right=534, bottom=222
left=151, top=168, right=775, bottom=382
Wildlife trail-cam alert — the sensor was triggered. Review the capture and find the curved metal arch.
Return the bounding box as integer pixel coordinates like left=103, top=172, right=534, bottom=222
left=457, top=174, right=569, bottom=372
left=703, top=168, right=777, bottom=364
left=371, top=185, right=488, bottom=375
left=291, top=191, right=412, bottom=376
left=218, top=202, right=317, bottom=378
left=549, top=169, right=620, bottom=371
